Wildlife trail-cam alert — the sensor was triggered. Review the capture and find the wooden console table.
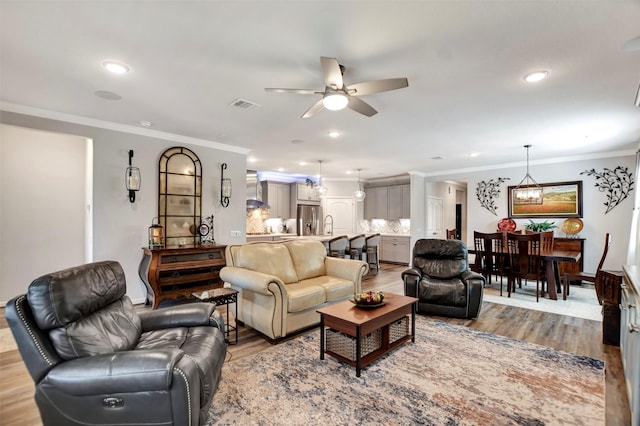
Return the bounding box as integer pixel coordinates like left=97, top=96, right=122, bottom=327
left=139, top=245, right=226, bottom=309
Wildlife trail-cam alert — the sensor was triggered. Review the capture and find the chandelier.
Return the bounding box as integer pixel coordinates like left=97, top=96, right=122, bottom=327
left=513, top=144, right=543, bottom=205
left=315, top=160, right=328, bottom=197
left=354, top=169, right=366, bottom=202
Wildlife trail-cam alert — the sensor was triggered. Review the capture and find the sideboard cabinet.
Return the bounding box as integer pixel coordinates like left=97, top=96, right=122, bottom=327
left=139, top=245, right=226, bottom=309
left=553, top=238, right=585, bottom=281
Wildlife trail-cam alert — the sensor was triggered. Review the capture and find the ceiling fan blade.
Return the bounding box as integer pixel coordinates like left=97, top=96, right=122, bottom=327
left=265, top=88, right=320, bottom=95
left=320, top=56, right=344, bottom=90
left=301, top=99, right=325, bottom=118
left=347, top=96, right=378, bottom=117
left=347, top=78, right=409, bottom=96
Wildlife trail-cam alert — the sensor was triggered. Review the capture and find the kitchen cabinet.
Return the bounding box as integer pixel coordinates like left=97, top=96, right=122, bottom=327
left=364, top=186, right=389, bottom=219
left=380, top=235, right=410, bottom=264
left=364, top=184, right=410, bottom=220
left=294, top=183, right=321, bottom=204
left=388, top=184, right=410, bottom=220
left=263, top=181, right=291, bottom=218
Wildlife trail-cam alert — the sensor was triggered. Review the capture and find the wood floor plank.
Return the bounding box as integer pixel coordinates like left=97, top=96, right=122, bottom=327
left=0, top=263, right=631, bottom=425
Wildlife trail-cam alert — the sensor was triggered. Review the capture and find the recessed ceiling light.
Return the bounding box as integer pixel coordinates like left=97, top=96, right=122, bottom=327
left=468, top=152, right=479, bottom=157
left=248, top=157, right=257, bottom=163
left=277, top=167, right=284, bottom=172
left=299, top=161, right=307, bottom=166
left=346, top=170, right=353, bottom=175
left=102, top=61, right=130, bottom=74
left=524, top=70, right=548, bottom=83
left=328, top=131, right=340, bottom=138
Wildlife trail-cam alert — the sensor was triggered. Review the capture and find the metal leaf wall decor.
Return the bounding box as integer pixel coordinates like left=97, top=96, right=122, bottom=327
left=581, top=166, right=634, bottom=214
left=476, top=177, right=510, bottom=216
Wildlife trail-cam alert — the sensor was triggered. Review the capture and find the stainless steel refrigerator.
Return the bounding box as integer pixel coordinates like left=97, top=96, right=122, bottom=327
left=296, top=204, right=323, bottom=236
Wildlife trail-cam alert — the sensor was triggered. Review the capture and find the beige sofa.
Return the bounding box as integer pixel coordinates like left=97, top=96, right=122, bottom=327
left=220, top=239, right=368, bottom=340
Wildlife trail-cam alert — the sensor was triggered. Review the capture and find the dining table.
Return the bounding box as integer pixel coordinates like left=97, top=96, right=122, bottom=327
left=469, top=247, right=581, bottom=301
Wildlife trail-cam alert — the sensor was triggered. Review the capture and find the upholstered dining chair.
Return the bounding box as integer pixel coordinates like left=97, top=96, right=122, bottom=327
left=446, top=228, right=457, bottom=239
left=473, top=231, right=507, bottom=294
left=560, top=233, right=613, bottom=300
left=328, top=235, right=350, bottom=258
left=507, top=232, right=544, bottom=302
left=348, top=234, right=366, bottom=260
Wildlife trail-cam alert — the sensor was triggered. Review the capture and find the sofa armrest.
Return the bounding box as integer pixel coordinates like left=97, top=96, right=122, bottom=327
left=220, top=266, right=287, bottom=296
left=139, top=303, right=223, bottom=332
left=461, top=270, right=486, bottom=285
left=45, top=349, right=185, bottom=394
left=461, top=270, right=485, bottom=319
left=401, top=267, right=422, bottom=298
left=324, top=257, right=368, bottom=294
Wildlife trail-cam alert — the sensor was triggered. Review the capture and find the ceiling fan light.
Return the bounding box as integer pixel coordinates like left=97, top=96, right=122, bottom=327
left=323, top=93, right=348, bottom=111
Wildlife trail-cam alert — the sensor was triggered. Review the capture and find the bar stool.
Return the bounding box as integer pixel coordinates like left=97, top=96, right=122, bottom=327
left=364, top=233, right=381, bottom=271
left=348, top=234, right=366, bottom=260
left=328, top=235, right=349, bottom=258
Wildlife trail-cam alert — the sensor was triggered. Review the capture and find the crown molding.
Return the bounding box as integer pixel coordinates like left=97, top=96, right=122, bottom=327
left=0, top=102, right=251, bottom=155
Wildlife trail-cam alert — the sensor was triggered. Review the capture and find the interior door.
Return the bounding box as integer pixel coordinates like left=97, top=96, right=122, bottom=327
left=427, top=197, right=444, bottom=238
left=323, top=197, right=354, bottom=235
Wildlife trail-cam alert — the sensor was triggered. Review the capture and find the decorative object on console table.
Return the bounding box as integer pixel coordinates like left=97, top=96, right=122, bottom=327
left=139, top=245, right=226, bottom=309
left=148, top=217, right=164, bottom=249
left=200, top=214, right=214, bottom=244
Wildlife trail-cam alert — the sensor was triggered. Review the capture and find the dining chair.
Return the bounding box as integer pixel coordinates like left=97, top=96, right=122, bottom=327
left=560, top=233, right=612, bottom=300
left=446, top=228, right=457, bottom=239
left=507, top=232, right=544, bottom=302
left=473, top=231, right=507, bottom=295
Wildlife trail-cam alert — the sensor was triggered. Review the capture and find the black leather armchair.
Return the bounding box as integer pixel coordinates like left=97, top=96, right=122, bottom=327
left=402, top=239, right=485, bottom=319
left=6, top=260, right=226, bottom=426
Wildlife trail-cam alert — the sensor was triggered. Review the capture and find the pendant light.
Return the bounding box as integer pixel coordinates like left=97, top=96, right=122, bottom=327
left=315, top=160, right=328, bottom=197
left=513, top=144, right=543, bottom=205
left=354, top=169, right=366, bottom=202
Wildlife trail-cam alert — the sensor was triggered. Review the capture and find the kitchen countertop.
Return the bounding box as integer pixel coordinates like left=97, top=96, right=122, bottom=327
left=246, top=233, right=410, bottom=240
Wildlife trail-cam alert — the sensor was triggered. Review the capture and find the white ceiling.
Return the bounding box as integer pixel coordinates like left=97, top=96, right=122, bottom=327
left=2, top=1, right=639, bottom=181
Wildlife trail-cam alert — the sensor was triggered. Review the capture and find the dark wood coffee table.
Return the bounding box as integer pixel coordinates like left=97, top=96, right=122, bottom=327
left=317, top=293, right=418, bottom=377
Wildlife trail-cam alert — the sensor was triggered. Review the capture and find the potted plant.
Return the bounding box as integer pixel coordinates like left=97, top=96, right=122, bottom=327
left=525, top=219, right=557, bottom=232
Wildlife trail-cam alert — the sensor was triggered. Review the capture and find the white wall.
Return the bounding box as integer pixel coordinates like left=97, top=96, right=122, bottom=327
left=0, top=111, right=248, bottom=304
left=0, top=125, right=88, bottom=302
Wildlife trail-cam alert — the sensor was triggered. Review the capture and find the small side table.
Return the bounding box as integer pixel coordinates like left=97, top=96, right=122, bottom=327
left=199, top=287, right=238, bottom=344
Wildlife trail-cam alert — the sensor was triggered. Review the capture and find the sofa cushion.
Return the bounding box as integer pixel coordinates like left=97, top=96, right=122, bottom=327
left=300, top=276, right=354, bottom=302
left=285, top=240, right=327, bottom=281
left=233, top=243, right=299, bottom=284
left=285, top=282, right=326, bottom=312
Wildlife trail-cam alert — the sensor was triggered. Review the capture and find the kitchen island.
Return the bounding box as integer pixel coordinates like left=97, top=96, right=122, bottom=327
left=246, top=233, right=411, bottom=265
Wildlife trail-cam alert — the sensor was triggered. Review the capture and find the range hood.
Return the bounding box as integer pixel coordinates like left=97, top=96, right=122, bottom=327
left=246, top=170, right=270, bottom=209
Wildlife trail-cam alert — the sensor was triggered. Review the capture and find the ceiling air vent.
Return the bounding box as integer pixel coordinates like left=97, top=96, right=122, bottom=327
left=229, top=98, right=262, bottom=110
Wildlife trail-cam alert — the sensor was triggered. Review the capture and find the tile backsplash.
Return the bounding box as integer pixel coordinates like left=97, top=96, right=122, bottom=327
left=359, top=219, right=410, bottom=234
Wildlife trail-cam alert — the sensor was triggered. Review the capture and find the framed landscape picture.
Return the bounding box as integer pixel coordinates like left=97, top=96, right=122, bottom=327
left=508, top=181, right=583, bottom=218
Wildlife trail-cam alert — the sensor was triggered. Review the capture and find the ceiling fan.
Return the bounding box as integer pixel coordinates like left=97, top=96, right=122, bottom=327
left=265, top=56, right=408, bottom=118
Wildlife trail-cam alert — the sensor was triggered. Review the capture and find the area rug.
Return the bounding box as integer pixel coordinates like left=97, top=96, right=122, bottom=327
left=206, top=317, right=605, bottom=425
left=483, top=282, right=602, bottom=322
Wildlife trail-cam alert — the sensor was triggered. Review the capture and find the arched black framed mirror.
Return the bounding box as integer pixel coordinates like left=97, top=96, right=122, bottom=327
left=158, top=147, right=202, bottom=246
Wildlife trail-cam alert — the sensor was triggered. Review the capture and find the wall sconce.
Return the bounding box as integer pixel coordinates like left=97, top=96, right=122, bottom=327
left=125, top=149, right=141, bottom=203
left=220, top=163, right=231, bottom=207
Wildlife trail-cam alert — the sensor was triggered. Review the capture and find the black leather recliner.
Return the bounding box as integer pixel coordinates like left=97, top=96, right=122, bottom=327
left=402, top=239, right=485, bottom=319
left=6, top=260, right=226, bottom=426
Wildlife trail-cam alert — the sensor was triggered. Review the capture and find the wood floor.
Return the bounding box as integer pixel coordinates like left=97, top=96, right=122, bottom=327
left=0, top=263, right=631, bottom=425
